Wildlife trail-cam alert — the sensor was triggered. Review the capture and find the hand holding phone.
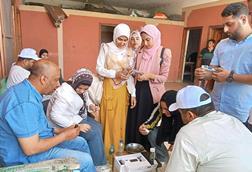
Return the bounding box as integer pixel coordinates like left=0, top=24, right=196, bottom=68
left=201, top=65, right=216, bottom=72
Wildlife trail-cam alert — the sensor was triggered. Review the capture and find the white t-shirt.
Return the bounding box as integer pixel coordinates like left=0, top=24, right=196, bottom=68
left=7, top=64, right=30, bottom=88
left=166, top=111, right=252, bottom=172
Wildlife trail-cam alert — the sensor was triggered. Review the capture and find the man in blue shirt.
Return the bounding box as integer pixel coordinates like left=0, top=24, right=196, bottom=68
left=0, top=60, right=95, bottom=172
left=195, top=2, right=252, bottom=123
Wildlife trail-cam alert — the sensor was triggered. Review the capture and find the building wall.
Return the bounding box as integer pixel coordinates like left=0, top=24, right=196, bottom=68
left=185, top=0, right=244, bottom=52
left=19, top=5, right=184, bottom=81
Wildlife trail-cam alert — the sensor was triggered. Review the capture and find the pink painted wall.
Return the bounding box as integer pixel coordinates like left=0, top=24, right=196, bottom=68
left=20, top=11, right=58, bottom=64
left=20, top=10, right=184, bottom=81
left=186, top=5, right=226, bottom=51
left=186, top=1, right=247, bottom=51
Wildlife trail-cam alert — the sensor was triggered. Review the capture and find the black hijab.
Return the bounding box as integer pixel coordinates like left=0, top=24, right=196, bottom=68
left=156, top=90, right=183, bottom=145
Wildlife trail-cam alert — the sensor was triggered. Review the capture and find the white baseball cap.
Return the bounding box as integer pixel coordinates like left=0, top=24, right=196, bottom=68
left=18, top=48, right=39, bottom=60
left=169, top=85, right=212, bottom=112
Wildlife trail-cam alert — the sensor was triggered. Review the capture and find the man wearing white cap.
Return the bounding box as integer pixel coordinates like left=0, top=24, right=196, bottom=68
left=7, top=48, right=39, bottom=88
left=165, top=86, right=252, bottom=172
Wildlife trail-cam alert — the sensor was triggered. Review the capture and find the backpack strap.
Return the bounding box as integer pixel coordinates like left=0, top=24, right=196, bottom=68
left=160, top=47, right=165, bottom=66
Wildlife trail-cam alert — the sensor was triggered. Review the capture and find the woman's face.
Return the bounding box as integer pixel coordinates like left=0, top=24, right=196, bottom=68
left=130, top=34, right=141, bottom=49
left=41, top=52, right=48, bottom=59
left=160, top=101, right=171, bottom=117
left=75, top=84, right=89, bottom=95
left=115, top=36, right=128, bottom=49
left=141, top=32, right=154, bottom=49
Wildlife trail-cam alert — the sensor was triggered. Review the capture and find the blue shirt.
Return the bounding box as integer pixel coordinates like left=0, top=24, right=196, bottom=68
left=0, top=80, right=54, bottom=166
left=210, top=35, right=252, bottom=122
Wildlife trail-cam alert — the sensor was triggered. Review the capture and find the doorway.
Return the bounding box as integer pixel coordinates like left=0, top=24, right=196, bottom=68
left=100, top=25, right=115, bottom=43
left=208, top=25, right=227, bottom=43
left=182, top=28, right=202, bottom=83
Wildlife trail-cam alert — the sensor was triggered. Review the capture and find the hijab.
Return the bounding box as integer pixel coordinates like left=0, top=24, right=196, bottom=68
left=156, top=90, right=183, bottom=145
left=70, top=68, right=93, bottom=118
left=71, top=68, right=93, bottom=89
left=140, top=24, right=161, bottom=60
left=129, top=30, right=142, bottom=49
left=107, top=23, right=130, bottom=56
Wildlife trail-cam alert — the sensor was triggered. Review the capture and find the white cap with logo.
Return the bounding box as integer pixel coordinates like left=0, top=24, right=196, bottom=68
left=169, top=86, right=212, bottom=112
left=18, top=48, right=39, bottom=60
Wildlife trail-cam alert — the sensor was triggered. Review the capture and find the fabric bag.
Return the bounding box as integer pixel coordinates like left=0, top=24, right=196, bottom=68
left=88, top=74, right=103, bottom=105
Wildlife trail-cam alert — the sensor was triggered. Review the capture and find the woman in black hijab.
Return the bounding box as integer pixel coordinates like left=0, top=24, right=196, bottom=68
left=139, top=90, right=183, bottom=162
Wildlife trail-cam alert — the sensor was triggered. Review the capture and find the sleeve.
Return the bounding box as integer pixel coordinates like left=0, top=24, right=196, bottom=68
left=165, top=131, right=199, bottom=172
left=152, top=48, right=171, bottom=83
left=48, top=94, right=76, bottom=128
left=126, top=75, right=136, bottom=97
left=144, top=105, right=162, bottom=130
left=96, top=43, right=117, bottom=78
left=210, top=43, right=220, bottom=66
left=5, top=103, right=40, bottom=138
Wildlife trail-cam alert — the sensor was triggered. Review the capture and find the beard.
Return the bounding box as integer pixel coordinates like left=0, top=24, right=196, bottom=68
left=227, top=23, right=242, bottom=41
left=228, top=32, right=239, bottom=40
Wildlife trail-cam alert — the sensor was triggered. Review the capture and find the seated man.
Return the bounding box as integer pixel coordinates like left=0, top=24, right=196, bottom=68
left=139, top=90, right=183, bottom=163
left=7, top=48, right=39, bottom=88
left=0, top=60, right=95, bottom=172
left=166, top=86, right=252, bottom=172
left=46, top=68, right=106, bottom=166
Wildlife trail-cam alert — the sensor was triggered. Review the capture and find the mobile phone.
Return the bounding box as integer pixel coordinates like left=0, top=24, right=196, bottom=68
left=133, top=69, right=143, bottom=75
left=201, top=65, right=216, bottom=72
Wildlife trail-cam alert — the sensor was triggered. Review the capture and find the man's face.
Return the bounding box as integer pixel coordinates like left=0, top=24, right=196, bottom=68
left=43, top=68, right=60, bottom=94
left=24, top=59, right=35, bottom=70
left=115, top=36, right=128, bottom=49
left=179, top=110, right=196, bottom=124
left=222, top=15, right=244, bottom=40
left=41, top=52, right=48, bottom=59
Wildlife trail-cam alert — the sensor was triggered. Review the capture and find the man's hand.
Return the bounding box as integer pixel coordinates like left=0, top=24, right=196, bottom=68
left=195, top=67, right=213, bottom=80
left=139, top=124, right=150, bottom=135
left=79, top=123, right=91, bottom=133
left=130, top=96, right=136, bottom=109
left=212, top=68, right=230, bottom=83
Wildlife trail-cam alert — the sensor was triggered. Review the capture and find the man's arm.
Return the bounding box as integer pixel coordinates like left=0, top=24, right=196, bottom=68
left=212, top=68, right=252, bottom=85
left=18, top=126, right=80, bottom=156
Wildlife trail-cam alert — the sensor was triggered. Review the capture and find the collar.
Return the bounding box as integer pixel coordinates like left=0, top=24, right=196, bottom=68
left=23, top=79, right=42, bottom=102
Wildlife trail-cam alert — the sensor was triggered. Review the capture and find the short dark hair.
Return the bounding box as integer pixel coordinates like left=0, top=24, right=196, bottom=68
left=39, top=49, right=48, bottom=58
left=208, top=39, right=215, bottom=44
left=180, top=93, right=215, bottom=117
left=221, top=2, right=249, bottom=17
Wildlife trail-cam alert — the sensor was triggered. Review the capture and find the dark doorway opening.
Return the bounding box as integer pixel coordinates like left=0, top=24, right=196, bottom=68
left=182, top=28, right=202, bottom=83
left=100, top=25, right=115, bottom=43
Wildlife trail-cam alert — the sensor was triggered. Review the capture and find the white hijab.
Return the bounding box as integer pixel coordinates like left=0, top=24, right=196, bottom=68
left=107, top=23, right=130, bottom=56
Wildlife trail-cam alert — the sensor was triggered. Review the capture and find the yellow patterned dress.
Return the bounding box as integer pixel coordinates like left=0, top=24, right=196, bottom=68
left=100, top=47, right=133, bottom=159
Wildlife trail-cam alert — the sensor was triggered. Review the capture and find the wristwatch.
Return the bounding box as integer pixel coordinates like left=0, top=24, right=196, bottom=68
left=226, top=70, right=234, bottom=82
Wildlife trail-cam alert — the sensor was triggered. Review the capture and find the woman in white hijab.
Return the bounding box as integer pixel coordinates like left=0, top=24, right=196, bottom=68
left=96, top=23, right=136, bottom=158
left=129, top=30, right=142, bottom=51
